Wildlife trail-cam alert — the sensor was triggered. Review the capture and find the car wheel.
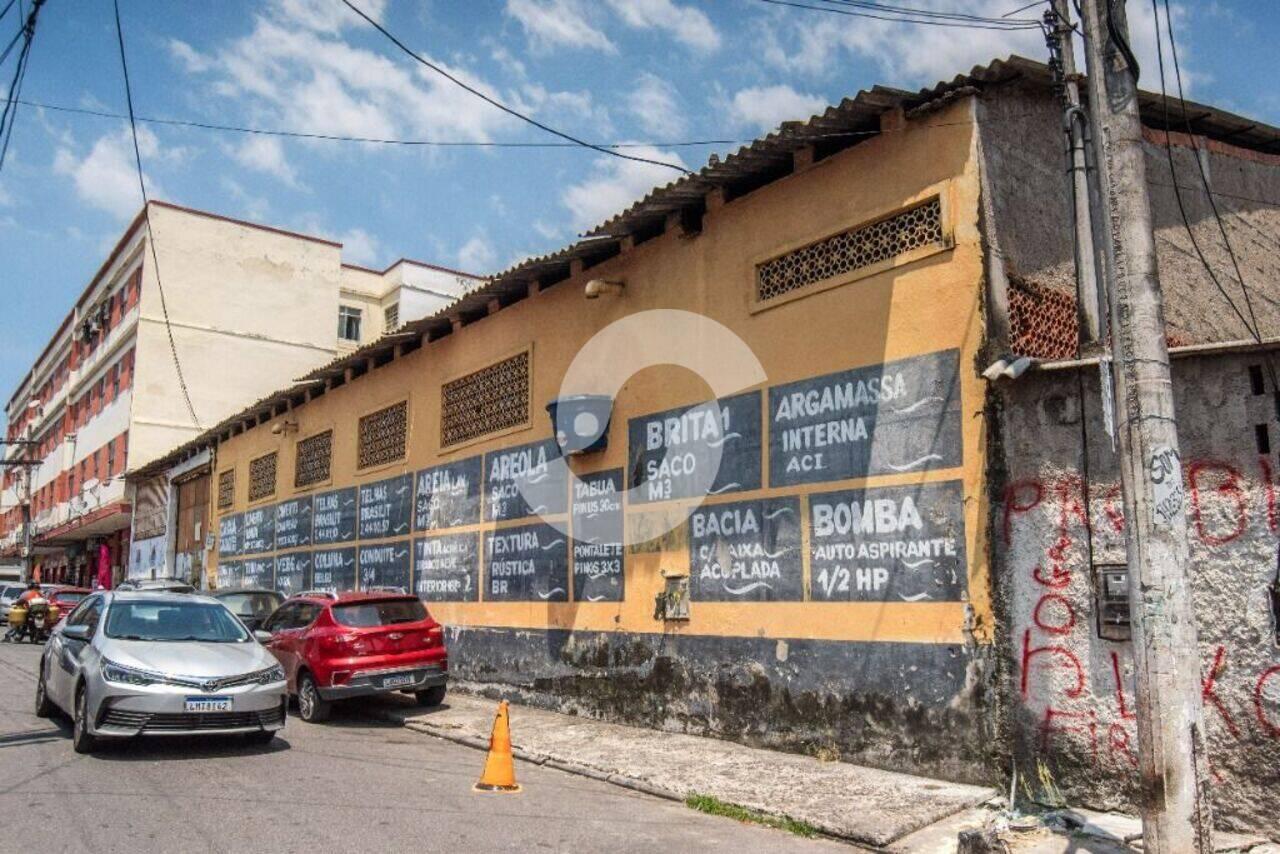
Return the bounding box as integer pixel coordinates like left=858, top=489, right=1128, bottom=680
left=34, top=663, right=53, bottom=718
left=415, top=685, right=447, bottom=707
left=296, top=673, right=330, bottom=723
left=72, top=686, right=97, bottom=755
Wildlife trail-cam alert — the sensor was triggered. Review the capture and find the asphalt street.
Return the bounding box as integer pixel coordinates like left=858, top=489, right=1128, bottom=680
left=0, top=641, right=845, bottom=853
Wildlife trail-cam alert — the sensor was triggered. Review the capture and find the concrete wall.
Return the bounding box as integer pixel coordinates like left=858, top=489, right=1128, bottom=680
left=995, top=354, right=1280, bottom=835
left=207, top=97, right=999, bottom=782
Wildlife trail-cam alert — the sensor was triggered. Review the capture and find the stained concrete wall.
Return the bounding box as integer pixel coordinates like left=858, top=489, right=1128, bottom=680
left=995, top=354, right=1280, bottom=835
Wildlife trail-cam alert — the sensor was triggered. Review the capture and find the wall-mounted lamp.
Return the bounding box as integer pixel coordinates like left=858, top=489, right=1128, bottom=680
left=545, top=395, right=612, bottom=455
left=584, top=279, right=625, bottom=300
left=271, top=420, right=300, bottom=436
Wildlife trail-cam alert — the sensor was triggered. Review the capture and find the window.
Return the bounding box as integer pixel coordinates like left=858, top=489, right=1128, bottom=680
left=440, top=351, right=530, bottom=448
left=338, top=306, right=362, bottom=341
left=383, top=303, right=400, bottom=331
left=756, top=197, right=945, bottom=305
left=294, top=429, right=332, bottom=488
left=357, top=401, right=408, bottom=469
left=112, top=365, right=120, bottom=400
left=107, top=441, right=116, bottom=477
left=217, top=468, right=236, bottom=510
left=248, top=452, right=278, bottom=502
left=333, top=598, right=425, bottom=627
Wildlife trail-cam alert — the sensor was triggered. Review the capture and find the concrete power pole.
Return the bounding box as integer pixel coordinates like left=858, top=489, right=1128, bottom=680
left=1077, top=1, right=1213, bottom=850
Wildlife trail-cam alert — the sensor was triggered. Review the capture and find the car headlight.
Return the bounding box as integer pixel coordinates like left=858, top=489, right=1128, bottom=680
left=257, top=664, right=286, bottom=684
left=102, top=660, right=164, bottom=687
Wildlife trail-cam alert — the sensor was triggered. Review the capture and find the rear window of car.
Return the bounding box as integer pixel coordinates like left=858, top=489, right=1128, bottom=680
left=332, top=599, right=426, bottom=627
left=219, top=592, right=283, bottom=618
left=1, top=585, right=20, bottom=599
left=54, top=592, right=87, bottom=605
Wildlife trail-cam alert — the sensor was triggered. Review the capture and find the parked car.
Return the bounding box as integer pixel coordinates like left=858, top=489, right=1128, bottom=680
left=210, top=587, right=284, bottom=632
left=115, top=578, right=196, bottom=594
left=36, top=591, right=287, bottom=754
left=43, top=586, right=92, bottom=623
left=0, top=584, right=22, bottom=622
left=261, top=591, right=447, bottom=723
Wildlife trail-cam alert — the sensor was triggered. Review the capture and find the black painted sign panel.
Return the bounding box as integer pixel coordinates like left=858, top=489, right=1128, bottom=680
left=358, top=542, right=412, bottom=591
left=627, top=391, right=762, bottom=504
left=275, top=497, right=313, bottom=550
left=769, top=350, right=963, bottom=487
left=413, top=532, right=480, bottom=602
left=483, top=439, right=567, bottom=522
left=241, top=506, right=275, bottom=555
left=241, top=556, right=275, bottom=590
left=312, top=487, right=357, bottom=545
left=311, top=547, right=357, bottom=593
left=218, top=559, right=243, bottom=588
left=358, top=474, right=413, bottom=540
left=217, top=514, right=242, bottom=558
left=484, top=522, right=569, bottom=602
left=414, top=456, right=482, bottom=531
left=571, top=469, right=624, bottom=602
left=688, top=496, right=803, bottom=601
left=808, top=480, right=967, bottom=602
left=275, top=552, right=311, bottom=597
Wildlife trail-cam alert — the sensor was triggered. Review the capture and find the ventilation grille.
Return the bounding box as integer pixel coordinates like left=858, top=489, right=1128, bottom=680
left=440, top=351, right=530, bottom=448
left=358, top=401, right=408, bottom=469
left=248, top=452, right=278, bottom=502
left=756, top=197, right=944, bottom=303
left=295, top=429, right=333, bottom=488
left=217, top=469, right=235, bottom=510
left=384, top=303, right=399, bottom=330
left=1008, top=277, right=1078, bottom=361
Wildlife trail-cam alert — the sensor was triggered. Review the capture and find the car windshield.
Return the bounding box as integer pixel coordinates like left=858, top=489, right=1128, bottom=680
left=54, top=592, right=87, bottom=605
left=1, top=585, right=20, bottom=600
left=104, top=600, right=251, bottom=642
left=332, top=599, right=426, bottom=627
left=219, top=592, right=282, bottom=619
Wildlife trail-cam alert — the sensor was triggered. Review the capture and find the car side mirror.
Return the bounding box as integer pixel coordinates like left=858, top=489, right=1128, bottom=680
left=254, top=630, right=272, bottom=644
left=62, top=624, right=91, bottom=642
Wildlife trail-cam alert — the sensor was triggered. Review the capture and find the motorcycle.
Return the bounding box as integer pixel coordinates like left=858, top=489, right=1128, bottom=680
left=4, top=598, right=58, bottom=644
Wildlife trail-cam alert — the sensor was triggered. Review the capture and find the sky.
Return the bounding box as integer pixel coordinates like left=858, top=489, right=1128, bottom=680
left=0, top=0, right=1275, bottom=415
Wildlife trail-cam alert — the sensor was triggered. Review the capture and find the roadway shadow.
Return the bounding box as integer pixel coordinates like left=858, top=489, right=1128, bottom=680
left=0, top=725, right=65, bottom=748
left=85, top=734, right=292, bottom=761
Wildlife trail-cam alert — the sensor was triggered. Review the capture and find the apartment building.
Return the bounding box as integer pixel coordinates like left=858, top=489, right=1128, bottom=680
left=0, top=202, right=480, bottom=585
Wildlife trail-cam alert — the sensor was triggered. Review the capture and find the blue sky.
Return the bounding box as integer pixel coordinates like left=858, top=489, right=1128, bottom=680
left=0, top=0, right=1275, bottom=413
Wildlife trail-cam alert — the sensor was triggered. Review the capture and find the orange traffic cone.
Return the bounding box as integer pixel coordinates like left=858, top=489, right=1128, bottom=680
left=473, top=700, right=521, bottom=792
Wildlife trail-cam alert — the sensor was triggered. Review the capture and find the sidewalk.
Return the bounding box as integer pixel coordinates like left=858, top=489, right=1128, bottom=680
left=375, top=690, right=997, bottom=849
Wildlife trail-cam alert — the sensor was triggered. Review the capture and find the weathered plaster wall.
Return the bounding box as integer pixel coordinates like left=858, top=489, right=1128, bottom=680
left=996, top=354, right=1280, bottom=835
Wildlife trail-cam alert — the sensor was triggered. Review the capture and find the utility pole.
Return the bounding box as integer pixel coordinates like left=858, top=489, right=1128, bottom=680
left=1077, top=1, right=1213, bottom=850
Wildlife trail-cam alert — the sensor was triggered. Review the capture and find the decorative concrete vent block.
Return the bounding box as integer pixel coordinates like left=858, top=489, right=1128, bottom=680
left=440, top=350, right=530, bottom=448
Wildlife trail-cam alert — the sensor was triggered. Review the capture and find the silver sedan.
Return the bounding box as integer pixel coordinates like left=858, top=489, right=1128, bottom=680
left=36, top=591, right=287, bottom=753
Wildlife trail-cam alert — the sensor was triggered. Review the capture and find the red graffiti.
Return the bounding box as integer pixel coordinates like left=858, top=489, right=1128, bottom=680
left=1003, top=479, right=1044, bottom=545
left=1261, top=456, right=1278, bottom=534
left=1188, top=461, right=1248, bottom=546
left=1110, top=651, right=1135, bottom=720
left=1201, top=645, right=1241, bottom=739
left=1255, top=665, right=1280, bottom=738
left=1106, top=722, right=1139, bottom=768
left=1021, top=629, right=1085, bottom=699
left=1033, top=594, right=1076, bottom=635
left=1103, top=483, right=1125, bottom=533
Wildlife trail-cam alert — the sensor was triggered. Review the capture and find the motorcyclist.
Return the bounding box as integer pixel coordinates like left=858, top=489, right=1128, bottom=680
left=6, top=584, right=47, bottom=642
left=16, top=582, right=42, bottom=605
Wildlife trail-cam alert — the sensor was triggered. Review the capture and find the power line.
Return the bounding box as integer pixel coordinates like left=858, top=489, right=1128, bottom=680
left=338, top=0, right=692, bottom=175
left=0, top=0, right=42, bottom=175
left=818, top=0, right=1040, bottom=26
left=754, top=0, right=1043, bottom=30
left=111, top=0, right=200, bottom=430
left=1002, top=0, right=1047, bottom=17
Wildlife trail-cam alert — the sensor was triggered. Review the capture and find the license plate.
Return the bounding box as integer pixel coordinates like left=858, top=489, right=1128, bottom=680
left=185, top=696, right=232, bottom=713
left=381, top=673, right=416, bottom=689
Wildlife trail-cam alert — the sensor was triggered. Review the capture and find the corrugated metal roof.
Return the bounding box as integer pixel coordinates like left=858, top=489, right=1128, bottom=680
left=130, top=55, right=1280, bottom=479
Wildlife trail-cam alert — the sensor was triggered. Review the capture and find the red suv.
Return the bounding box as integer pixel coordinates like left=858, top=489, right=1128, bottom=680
left=260, top=591, right=448, bottom=723
left=43, top=586, right=92, bottom=624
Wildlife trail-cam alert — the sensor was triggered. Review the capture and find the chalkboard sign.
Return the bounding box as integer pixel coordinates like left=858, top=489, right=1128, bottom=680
left=485, top=522, right=569, bottom=601
left=358, top=474, right=413, bottom=540
left=275, top=552, right=311, bottom=597
left=217, top=559, right=243, bottom=588
left=241, top=506, right=275, bottom=554
left=484, top=439, right=568, bottom=522
left=571, top=469, right=624, bottom=602
left=414, top=456, right=482, bottom=531
left=688, top=496, right=802, bottom=601
left=413, top=532, right=480, bottom=602
left=275, top=497, right=313, bottom=550
left=808, top=480, right=967, bottom=602
left=217, top=514, right=242, bottom=558
left=358, top=542, right=412, bottom=591
left=241, top=556, right=275, bottom=590
left=627, top=391, right=761, bottom=504
left=311, top=547, right=357, bottom=593
left=312, top=487, right=357, bottom=545
left=769, top=350, right=962, bottom=487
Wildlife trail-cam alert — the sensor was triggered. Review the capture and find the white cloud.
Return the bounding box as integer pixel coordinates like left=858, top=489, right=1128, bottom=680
left=628, top=73, right=685, bottom=138
left=561, top=146, right=687, bottom=233
left=231, top=136, right=302, bottom=188
left=727, top=85, right=826, bottom=132
left=168, top=39, right=211, bottom=73
left=605, top=0, right=720, bottom=52
left=270, top=0, right=388, bottom=35
left=505, top=0, right=616, bottom=53
left=340, top=228, right=381, bottom=267
left=457, top=235, right=497, bottom=273
left=53, top=127, right=164, bottom=221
